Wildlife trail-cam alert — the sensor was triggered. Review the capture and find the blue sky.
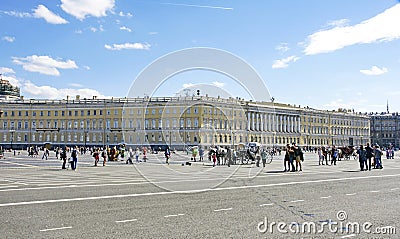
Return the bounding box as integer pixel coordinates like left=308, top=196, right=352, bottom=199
left=0, top=0, right=399, bottom=113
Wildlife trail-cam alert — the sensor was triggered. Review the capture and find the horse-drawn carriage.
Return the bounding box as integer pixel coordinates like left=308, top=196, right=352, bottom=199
left=237, top=142, right=273, bottom=166
left=338, top=146, right=357, bottom=160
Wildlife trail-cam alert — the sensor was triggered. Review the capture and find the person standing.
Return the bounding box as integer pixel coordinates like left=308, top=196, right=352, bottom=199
left=135, top=148, right=140, bottom=163
left=374, top=145, right=383, bottom=169
left=288, top=145, right=296, bottom=172
left=165, top=147, right=171, bottom=165
left=357, top=145, right=367, bottom=171
left=70, top=147, right=78, bottom=171
left=284, top=144, right=291, bottom=171
left=93, top=148, right=100, bottom=166
left=365, top=143, right=374, bottom=171
left=101, top=148, right=107, bottom=166
left=60, top=148, right=67, bottom=169
left=331, top=145, right=338, bottom=166
left=293, top=143, right=303, bottom=171
left=199, top=147, right=204, bottom=161
left=317, top=147, right=324, bottom=165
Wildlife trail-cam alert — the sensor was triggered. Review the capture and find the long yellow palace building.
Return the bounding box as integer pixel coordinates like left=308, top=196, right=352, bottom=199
left=0, top=94, right=370, bottom=150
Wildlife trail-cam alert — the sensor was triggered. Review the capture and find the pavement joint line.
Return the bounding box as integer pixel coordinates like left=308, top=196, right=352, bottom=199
left=390, top=187, right=399, bottom=191
left=369, top=190, right=380, bottom=193
left=1, top=173, right=400, bottom=207
left=0, top=185, right=19, bottom=189
left=259, top=203, right=274, bottom=207
left=0, top=161, right=38, bottom=168
left=345, top=193, right=357, bottom=196
left=214, top=208, right=232, bottom=212
left=40, top=226, right=72, bottom=232
left=289, top=200, right=304, bottom=203
left=320, top=196, right=331, bottom=199
left=115, top=219, right=138, bottom=223
left=164, top=213, right=184, bottom=218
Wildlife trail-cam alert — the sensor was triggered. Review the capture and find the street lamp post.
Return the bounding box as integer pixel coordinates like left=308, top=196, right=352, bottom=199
left=10, top=129, right=15, bottom=150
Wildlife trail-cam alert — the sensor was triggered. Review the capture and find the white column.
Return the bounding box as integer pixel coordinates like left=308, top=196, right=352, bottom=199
left=279, top=115, right=283, bottom=132
left=247, top=112, right=251, bottom=131
left=255, top=113, right=259, bottom=131
left=251, top=112, right=255, bottom=131
left=283, top=115, right=287, bottom=132
left=260, top=113, right=264, bottom=131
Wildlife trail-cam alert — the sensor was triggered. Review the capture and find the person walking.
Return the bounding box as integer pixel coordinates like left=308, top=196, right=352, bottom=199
left=357, top=145, right=367, bottom=171
left=126, top=147, right=134, bottom=164
left=365, top=143, right=374, bottom=171
left=317, top=147, right=324, bottom=165
left=101, top=148, right=107, bottom=166
left=165, top=147, right=171, bottom=165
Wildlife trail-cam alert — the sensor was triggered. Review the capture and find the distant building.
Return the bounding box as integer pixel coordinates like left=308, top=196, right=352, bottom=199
left=0, top=79, right=20, bottom=100
left=0, top=95, right=370, bottom=150
left=370, top=112, right=400, bottom=149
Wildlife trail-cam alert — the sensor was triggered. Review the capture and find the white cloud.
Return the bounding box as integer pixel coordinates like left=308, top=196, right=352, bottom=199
left=2, top=36, right=15, bottom=42
left=183, top=83, right=195, bottom=88
left=272, top=56, right=300, bottom=69
left=83, top=65, right=90, bottom=70
left=120, top=26, right=132, bottom=32
left=360, top=66, right=388, bottom=76
left=104, top=42, right=151, bottom=50
left=304, top=4, right=400, bottom=55
left=119, top=11, right=133, bottom=18
left=1, top=10, right=31, bottom=18
left=69, top=83, right=83, bottom=87
left=0, top=67, right=15, bottom=74
left=33, top=5, right=68, bottom=24
left=75, top=30, right=83, bottom=34
left=23, top=81, right=109, bottom=99
left=212, top=81, right=225, bottom=88
left=326, top=19, right=349, bottom=27
left=61, top=0, right=115, bottom=20
left=275, top=43, right=290, bottom=53
left=149, top=32, right=158, bottom=35
left=12, top=55, right=78, bottom=76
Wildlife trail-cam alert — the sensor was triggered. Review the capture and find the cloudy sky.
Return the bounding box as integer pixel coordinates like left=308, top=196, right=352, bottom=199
left=0, top=0, right=399, bottom=113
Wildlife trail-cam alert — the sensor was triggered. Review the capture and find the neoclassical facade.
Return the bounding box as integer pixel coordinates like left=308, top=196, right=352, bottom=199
left=0, top=96, right=370, bottom=150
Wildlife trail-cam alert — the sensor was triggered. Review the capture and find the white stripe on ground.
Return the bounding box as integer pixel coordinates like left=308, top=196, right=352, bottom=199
left=164, top=214, right=184, bottom=218
left=214, top=208, right=232, bottom=212
left=390, top=188, right=399, bottom=191
left=40, top=226, right=72, bottom=232
left=1, top=173, right=399, bottom=207
left=289, top=200, right=304, bottom=203
left=345, top=193, right=357, bottom=196
left=0, top=161, right=38, bottom=168
left=259, top=203, right=274, bottom=207
left=320, top=196, right=331, bottom=199
left=115, top=219, right=137, bottom=223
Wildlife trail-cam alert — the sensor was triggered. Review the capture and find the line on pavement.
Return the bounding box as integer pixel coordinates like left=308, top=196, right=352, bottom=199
left=320, top=196, right=331, bottom=199
left=289, top=200, right=304, bottom=203
left=1, top=173, right=400, bottom=207
left=115, top=219, right=138, bottom=223
left=345, top=193, right=357, bottom=196
left=260, top=203, right=274, bottom=207
left=40, top=226, right=72, bottom=232
left=214, top=208, right=232, bottom=212
left=369, top=190, right=380, bottom=193
left=390, top=188, right=399, bottom=191
left=0, top=161, right=38, bottom=168
left=164, top=213, right=184, bottom=218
